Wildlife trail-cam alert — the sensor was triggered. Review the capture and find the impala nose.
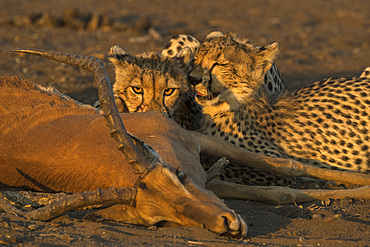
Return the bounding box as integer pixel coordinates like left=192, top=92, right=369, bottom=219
left=205, top=210, right=248, bottom=238
left=224, top=213, right=248, bottom=238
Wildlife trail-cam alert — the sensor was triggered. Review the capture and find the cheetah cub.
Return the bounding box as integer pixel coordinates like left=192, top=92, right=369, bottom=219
left=162, top=33, right=293, bottom=185
left=108, top=45, right=199, bottom=129
left=190, top=32, right=370, bottom=173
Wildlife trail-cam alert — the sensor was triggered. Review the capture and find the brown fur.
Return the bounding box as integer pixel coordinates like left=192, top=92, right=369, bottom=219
left=0, top=76, right=205, bottom=191
left=0, top=76, right=247, bottom=236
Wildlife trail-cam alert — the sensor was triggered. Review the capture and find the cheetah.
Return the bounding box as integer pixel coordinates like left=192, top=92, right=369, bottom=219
left=162, top=32, right=287, bottom=98
left=189, top=32, right=370, bottom=175
left=107, top=45, right=201, bottom=130
left=161, top=33, right=295, bottom=185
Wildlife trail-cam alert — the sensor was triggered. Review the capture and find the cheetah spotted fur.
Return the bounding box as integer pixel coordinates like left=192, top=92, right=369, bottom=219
left=189, top=33, right=370, bottom=179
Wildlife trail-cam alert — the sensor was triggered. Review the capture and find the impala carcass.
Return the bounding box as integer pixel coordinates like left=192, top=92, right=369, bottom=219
left=0, top=55, right=247, bottom=238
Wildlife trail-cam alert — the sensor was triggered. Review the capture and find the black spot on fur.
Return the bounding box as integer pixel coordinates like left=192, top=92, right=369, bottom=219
left=360, top=129, right=368, bottom=134
left=356, top=139, right=364, bottom=145
left=341, top=156, right=349, bottom=162
left=355, top=159, right=362, bottom=165
left=167, top=50, right=174, bottom=56
left=267, top=82, right=273, bottom=91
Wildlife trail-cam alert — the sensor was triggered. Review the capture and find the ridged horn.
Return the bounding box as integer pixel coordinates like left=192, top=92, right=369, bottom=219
left=12, top=48, right=154, bottom=176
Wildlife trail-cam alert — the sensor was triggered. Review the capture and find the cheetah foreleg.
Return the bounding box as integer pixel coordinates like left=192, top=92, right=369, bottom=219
left=192, top=131, right=370, bottom=186
left=206, top=180, right=370, bottom=204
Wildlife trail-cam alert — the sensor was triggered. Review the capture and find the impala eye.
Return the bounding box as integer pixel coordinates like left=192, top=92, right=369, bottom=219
left=132, top=86, right=143, bottom=94
left=164, top=88, right=176, bottom=96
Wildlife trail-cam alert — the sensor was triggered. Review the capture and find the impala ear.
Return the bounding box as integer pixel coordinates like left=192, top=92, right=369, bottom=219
left=108, top=45, right=134, bottom=66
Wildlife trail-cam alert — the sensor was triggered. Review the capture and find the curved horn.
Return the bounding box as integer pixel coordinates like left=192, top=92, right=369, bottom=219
left=12, top=49, right=154, bottom=176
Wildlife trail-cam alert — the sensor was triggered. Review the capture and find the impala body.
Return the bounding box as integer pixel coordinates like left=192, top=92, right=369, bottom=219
left=0, top=76, right=246, bottom=237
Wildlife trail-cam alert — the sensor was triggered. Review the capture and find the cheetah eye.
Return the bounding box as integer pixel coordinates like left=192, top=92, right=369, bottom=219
left=164, top=88, right=176, bottom=96
left=132, top=86, right=143, bottom=94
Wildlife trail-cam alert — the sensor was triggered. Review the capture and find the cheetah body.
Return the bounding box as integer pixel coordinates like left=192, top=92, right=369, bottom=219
left=190, top=33, right=370, bottom=174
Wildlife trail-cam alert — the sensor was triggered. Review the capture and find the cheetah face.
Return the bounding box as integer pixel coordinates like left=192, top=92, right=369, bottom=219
left=108, top=45, right=192, bottom=118
left=189, top=33, right=280, bottom=111
left=190, top=60, right=236, bottom=107
left=113, top=67, right=188, bottom=117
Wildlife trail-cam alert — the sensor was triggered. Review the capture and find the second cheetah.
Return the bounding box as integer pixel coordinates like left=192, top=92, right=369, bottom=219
left=189, top=32, right=370, bottom=176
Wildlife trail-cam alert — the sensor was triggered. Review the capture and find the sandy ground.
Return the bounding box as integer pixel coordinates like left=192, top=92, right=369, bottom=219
left=0, top=0, right=369, bottom=246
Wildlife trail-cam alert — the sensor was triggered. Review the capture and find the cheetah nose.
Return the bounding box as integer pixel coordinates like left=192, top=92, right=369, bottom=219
left=189, top=76, right=202, bottom=86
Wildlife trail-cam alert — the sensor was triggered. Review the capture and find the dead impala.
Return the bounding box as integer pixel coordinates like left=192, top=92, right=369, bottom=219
left=0, top=53, right=247, bottom=237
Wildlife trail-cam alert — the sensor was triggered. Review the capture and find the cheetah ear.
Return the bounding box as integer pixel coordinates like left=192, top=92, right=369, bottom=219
left=108, top=45, right=134, bottom=66
left=254, top=42, right=279, bottom=80
left=173, top=46, right=194, bottom=65
left=205, top=31, right=224, bottom=41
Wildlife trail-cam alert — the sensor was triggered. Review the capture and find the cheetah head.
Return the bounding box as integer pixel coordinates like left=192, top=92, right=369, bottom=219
left=190, top=32, right=279, bottom=111
left=108, top=45, right=193, bottom=118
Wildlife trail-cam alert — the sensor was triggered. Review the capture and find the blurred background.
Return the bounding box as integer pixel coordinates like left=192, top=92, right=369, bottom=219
left=1, top=0, right=369, bottom=104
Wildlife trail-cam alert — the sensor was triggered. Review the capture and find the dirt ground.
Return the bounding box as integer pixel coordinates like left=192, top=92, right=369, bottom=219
left=0, top=0, right=369, bottom=246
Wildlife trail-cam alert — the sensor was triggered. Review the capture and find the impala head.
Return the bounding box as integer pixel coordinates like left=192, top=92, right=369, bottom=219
left=10, top=49, right=248, bottom=238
